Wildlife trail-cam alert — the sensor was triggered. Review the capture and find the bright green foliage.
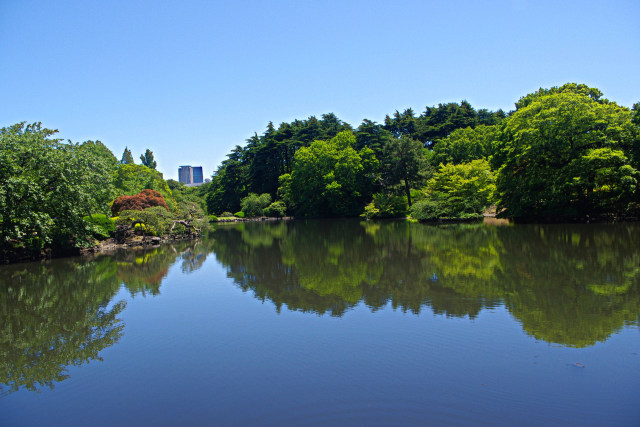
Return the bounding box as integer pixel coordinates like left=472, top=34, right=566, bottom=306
left=514, top=83, right=605, bottom=110
left=411, top=160, right=495, bottom=220
left=120, top=147, right=134, bottom=164
left=241, top=193, right=272, bottom=217
left=381, top=136, right=429, bottom=206
left=113, top=164, right=176, bottom=211
left=208, top=215, right=218, bottom=223
left=493, top=90, right=639, bottom=219
left=206, top=114, right=353, bottom=215
left=83, top=214, right=116, bottom=239
left=234, top=211, right=245, bottom=218
left=0, top=123, right=116, bottom=250
left=361, top=193, right=408, bottom=219
left=431, top=125, right=498, bottom=165
left=167, top=179, right=209, bottom=214
left=288, top=131, right=379, bottom=217
left=264, top=201, right=287, bottom=217
left=139, top=149, right=157, bottom=169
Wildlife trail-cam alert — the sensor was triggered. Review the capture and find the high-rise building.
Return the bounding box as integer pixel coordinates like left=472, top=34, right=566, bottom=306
left=178, top=165, right=204, bottom=186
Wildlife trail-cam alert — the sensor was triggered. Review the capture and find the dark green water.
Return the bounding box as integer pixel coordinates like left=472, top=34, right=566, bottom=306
left=1, top=219, right=639, bottom=425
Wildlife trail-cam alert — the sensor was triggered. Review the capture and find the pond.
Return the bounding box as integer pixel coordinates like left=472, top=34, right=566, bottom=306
left=1, top=219, right=639, bottom=426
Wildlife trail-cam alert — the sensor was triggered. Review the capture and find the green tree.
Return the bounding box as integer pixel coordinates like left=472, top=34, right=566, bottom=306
left=139, top=148, right=157, bottom=169
left=431, top=125, right=498, bottom=166
left=240, top=193, right=272, bottom=217
left=77, top=140, right=119, bottom=214
left=381, top=136, right=428, bottom=207
left=493, top=89, right=639, bottom=219
left=411, top=159, right=495, bottom=220
left=113, top=164, right=176, bottom=211
left=0, top=123, right=116, bottom=251
left=632, top=102, right=640, bottom=126
left=120, top=146, right=134, bottom=164
left=355, top=119, right=392, bottom=157
left=414, top=101, right=479, bottom=148
left=513, top=83, right=605, bottom=110
left=206, top=145, right=248, bottom=214
left=288, top=131, right=378, bottom=217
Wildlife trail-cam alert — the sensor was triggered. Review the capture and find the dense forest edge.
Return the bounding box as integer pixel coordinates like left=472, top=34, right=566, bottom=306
left=1, top=83, right=639, bottom=262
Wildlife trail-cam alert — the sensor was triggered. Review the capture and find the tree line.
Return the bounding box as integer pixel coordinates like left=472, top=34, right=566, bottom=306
left=206, top=83, right=640, bottom=222
left=1, top=82, right=639, bottom=257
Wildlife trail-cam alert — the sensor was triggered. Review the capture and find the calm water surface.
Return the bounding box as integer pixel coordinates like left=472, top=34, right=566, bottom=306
left=1, top=219, right=639, bottom=426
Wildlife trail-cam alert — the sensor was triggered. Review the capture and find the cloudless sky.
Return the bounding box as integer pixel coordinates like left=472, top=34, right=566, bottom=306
left=1, top=0, right=639, bottom=180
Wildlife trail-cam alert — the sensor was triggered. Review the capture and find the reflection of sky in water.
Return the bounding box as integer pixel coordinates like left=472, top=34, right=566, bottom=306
left=1, top=220, right=639, bottom=425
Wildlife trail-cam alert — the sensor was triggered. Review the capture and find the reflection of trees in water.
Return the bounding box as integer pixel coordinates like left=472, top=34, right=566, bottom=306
left=0, top=239, right=214, bottom=394
left=0, top=258, right=125, bottom=394
left=495, top=224, right=640, bottom=347
left=212, top=220, right=640, bottom=347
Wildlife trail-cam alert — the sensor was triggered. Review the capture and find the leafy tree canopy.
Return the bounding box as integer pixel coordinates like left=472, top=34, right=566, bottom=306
left=120, top=147, right=134, bottom=164
left=0, top=122, right=117, bottom=250
left=494, top=90, right=639, bottom=219
left=288, top=131, right=379, bottom=217
left=139, top=148, right=157, bottom=169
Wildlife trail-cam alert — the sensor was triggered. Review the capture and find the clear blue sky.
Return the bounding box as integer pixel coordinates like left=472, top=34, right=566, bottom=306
left=1, top=0, right=638, bottom=180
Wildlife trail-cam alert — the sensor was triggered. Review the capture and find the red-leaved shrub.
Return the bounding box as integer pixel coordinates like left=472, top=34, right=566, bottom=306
left=111, top=189, right=169, bottom=215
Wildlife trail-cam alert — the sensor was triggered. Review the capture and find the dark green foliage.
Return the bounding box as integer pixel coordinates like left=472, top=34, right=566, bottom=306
left=355, top=119, right=391, bottom=156
left=381, top=136, right=430, bottom=206
left=206, top=145, right=247, bottom=214
left=120, top=147, right=134, bottom=164
left=414, top=101, right=478, bottom=147
left=632, top=102, right=640, bottom=127
left=206, top=115, right=353, bottom=214
left=139, top=149, right=157, bottom=169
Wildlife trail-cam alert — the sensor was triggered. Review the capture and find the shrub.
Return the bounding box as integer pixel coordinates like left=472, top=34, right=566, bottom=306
left=410, top=200, right=444, bottom=221
left=360, top=202, right=380, bottom=220
left=111, top=189, right=169, bottom=215
left=208, top=215, right=218, bottom=223
left=240, top=193, right=272, bottom=217
left=83, top=214, right=115, bottom=239
left=234, top=211, right=245, bottom=218
left=219, top=211, right=234, bottom=218
left=264, top=201, right=287, bottom=217
left=115, top=206, right=173, bottom=236
left=360, top=193, right=408, bottom=219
